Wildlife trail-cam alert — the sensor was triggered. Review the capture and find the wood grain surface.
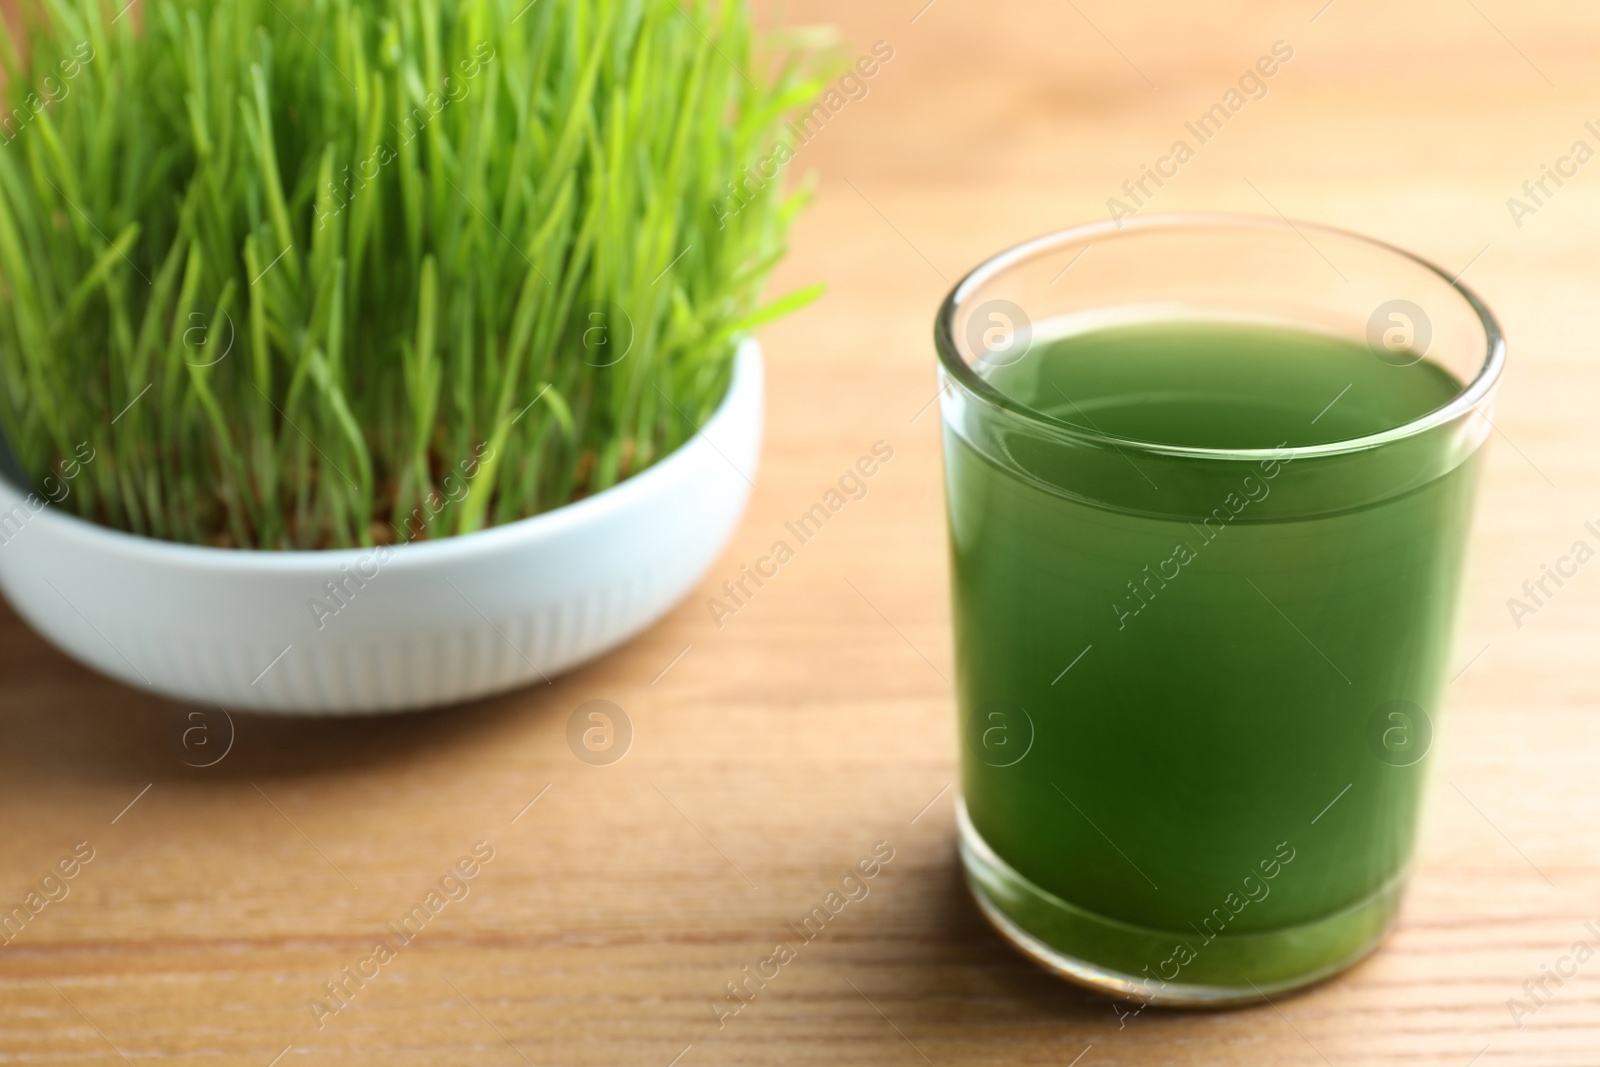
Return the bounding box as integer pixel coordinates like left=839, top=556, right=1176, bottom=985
left=3, top=0, right=1598, bottom=1063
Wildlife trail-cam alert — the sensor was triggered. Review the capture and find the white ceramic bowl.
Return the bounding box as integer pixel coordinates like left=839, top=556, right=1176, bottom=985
left=0, top=342, right=762, bottom=714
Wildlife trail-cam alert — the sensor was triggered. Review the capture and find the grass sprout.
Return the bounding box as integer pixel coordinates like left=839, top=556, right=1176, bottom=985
left=0, top=0, right=824, bottom=548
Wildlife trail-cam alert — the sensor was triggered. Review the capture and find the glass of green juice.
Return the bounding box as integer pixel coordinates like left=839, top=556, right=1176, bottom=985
left=937, top=214, right=1503, bottom=1006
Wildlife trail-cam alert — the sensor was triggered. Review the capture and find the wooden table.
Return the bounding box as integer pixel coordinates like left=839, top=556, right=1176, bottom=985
left=3, top=0, right=1596, bottom=1062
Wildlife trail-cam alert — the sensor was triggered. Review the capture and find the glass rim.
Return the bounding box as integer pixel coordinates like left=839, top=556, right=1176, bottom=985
left=934, top=212, right=1507, bottom=461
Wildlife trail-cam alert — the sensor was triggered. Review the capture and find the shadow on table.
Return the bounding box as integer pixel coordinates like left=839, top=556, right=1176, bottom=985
left=936, top=849, right=1115, bottom=1012
left=0, top=598, right=571, bottom=787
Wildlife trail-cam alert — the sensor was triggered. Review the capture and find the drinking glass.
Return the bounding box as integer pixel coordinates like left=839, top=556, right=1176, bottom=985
left=937, top=214, right=1503, bottom=1004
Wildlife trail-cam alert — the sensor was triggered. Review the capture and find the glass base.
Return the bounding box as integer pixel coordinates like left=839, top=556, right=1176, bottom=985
left=957, top=799, right=1405, bottom=1007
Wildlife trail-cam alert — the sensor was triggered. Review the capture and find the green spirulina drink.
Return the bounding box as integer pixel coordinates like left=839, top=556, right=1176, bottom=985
left=938, top=218, right=1502, bottom=1005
